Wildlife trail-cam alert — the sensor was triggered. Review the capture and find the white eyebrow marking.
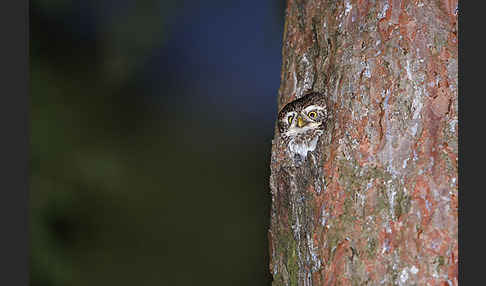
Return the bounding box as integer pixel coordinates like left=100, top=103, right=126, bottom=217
left=285, top=111, right=297, bottom=119
left=303, top=105, right=326, bottom=112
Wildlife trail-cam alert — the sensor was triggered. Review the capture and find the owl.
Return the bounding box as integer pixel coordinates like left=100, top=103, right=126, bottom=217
left=278, top=92, right=329, bottom=162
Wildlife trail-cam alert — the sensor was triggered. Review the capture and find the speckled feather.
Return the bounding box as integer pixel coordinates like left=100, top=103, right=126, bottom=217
left=277, top=92, right=329, bottom=161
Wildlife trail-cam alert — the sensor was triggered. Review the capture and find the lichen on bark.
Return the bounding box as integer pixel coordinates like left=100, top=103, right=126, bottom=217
left=269, top=0, right=458, bottom=285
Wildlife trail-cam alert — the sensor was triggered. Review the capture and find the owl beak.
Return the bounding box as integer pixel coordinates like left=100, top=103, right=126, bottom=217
left=297, top=116, right=307, bottom=128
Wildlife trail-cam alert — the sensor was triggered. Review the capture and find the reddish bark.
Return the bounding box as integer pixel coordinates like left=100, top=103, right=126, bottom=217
left=269, top=0, right=458, bottom=285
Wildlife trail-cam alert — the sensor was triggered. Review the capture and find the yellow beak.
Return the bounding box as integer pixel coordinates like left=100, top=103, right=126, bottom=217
left=297, top=116, right=307, bottom=128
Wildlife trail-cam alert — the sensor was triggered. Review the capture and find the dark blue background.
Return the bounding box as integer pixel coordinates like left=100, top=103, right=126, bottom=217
left=31, top=0, right=284, bottom=285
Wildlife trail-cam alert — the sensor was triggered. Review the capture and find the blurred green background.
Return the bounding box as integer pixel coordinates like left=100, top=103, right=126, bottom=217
left=30, top=0, right=284, bottom=285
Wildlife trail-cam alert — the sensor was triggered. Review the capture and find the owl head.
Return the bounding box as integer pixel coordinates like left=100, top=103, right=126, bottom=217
left=278, top=92, right=328, bottom=137
left=277, top=92, right=329, bottom=162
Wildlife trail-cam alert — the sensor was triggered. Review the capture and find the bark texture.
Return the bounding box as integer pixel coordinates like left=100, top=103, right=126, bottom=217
left=268, top=0, right=458, bottom=285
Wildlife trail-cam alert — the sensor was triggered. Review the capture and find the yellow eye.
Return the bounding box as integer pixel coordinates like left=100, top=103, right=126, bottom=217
left=288, top=115, right=294, bottom=125
left=308, top=111, right=317, bottom=119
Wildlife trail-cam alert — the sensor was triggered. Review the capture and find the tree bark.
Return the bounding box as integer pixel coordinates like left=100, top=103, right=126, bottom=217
left=268, top=0, right=458, bottom=285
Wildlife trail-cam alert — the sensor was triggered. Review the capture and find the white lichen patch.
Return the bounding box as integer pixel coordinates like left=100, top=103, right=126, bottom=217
left=406, top=59, right=413, bottom=81
left=363, top=61, right=372, bottom=79
left=381, top=238, right=391, bottom=254
left=294, top=54, right=315, bottom=99
left=378, top=2, right=389, bottom=19
left=307, top=233, right=322, bottom=272
left=402, top=157, right=409, bottom=169
left=410, top=265, right=419, bottom=274
left=398, top=268, right=409, bottom=286
left=447, top=58, right=458, bottom=89
left=409, top=121, right=419, bottom=137
left=450, top=177, right=456, bottom=188
left=411, top=93, right=423, bottom=120
left=321, top=205, right=329, bottom=226
left=449, top=119, right=457, bottom=133
left=357, top=189, right=366, bottom=204
left=345, top=1, right=352, bottom=14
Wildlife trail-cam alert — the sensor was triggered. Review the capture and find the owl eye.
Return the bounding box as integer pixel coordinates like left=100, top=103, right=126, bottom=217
left=308, top=111, right=317, bottom=119
left=288, top=115, right=294, bottom=125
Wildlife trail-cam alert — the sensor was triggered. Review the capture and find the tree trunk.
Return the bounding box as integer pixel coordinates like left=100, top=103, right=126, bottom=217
left=268, top=0, right=458, bottom=285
